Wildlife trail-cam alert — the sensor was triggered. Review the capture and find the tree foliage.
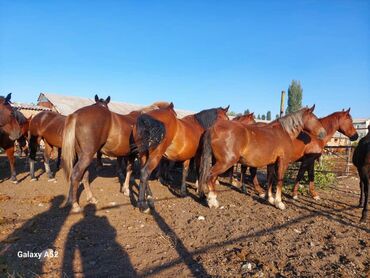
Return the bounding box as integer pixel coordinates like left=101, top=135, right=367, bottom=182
left=286, top=80, right=303, bottom=114
left=244, top=109, right=250, bottom=115
left=266, top=111, right=271, bottom=121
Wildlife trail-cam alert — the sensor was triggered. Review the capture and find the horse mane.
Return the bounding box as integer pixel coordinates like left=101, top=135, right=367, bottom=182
left=13, top=108, right=27, bottom=125
left=194, top=108, right=219, bottom=129
left=140, top=101, right=171, bottom=113
left=277, top=108, right=307, bottom=135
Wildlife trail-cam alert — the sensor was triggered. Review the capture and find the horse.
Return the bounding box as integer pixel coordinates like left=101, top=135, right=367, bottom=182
left=352, top=125, right=370, bottom=223
left=199, top=106, right=326, bottom=210
left=29, top=111, right=66, bottom=181
left=291, top=109, right=358, bottom=200
left=62, top=95, right=170, bottom=212
left=0, top=93, right=22, bottom=141
left=133, top=104, right=229, bottom=213
left=0, top=109, right=30, bottom=183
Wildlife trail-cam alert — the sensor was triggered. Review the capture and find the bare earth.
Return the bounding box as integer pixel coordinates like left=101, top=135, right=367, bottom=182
left=0, top=156, right=369, bottom=278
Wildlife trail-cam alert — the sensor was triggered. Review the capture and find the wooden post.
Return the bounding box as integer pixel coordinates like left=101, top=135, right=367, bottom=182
left=280, top=90, right=285, bottom=118
left=345, top=146, right=352, bottom=176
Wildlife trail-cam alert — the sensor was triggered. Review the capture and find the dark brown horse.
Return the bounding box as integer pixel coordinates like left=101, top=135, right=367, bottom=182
left=0, top=110, right=30, bottom=183
left=352, top=125, right=370, bottom=223
left=29, top=111, right=66, bottom=181
left=0, top=94, right=22, bottom=140
left=199, top=106, right=326, bottom=210
left=291, top=109, right=358, bottom=200
left=133, top=104, right=229, bottom=212
left=62, top=95, right=169, bottom=212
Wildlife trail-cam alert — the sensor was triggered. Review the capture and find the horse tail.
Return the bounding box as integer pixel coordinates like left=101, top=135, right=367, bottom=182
left=199, top=129, right=212, bottom=193
left=62, top=114, right=77, bottom=181
left=135, top=114, right=166, bottom=153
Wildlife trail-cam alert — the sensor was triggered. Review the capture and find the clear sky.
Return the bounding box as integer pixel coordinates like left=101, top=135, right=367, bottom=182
left=0, top=1, right=369, bottom=118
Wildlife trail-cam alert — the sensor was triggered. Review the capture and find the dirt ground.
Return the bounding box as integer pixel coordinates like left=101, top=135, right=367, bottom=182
left=0, top=155, right=369, bottom=278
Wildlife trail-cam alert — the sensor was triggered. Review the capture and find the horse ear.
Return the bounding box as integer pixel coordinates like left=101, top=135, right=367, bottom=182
left=309, top=104, right=315, bottom=112
left=346, top=108, right=351, bottom=114
left=224, top=105, right=230, bottom=112
left=251, top=112, right=254, bottom=117
left=94, top=95, right=99, bottom=102
left=106, top=96, right=111, bottom=104
left=169, top=102, right=174, bottom=109
left=5, top=93, right=11, bottom=102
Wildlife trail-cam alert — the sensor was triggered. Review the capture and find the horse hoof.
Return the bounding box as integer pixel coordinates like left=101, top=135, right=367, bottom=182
left=179, top=190, right=188, bottom=198
left=88, top=197, right=98, bottom=204
left=71, top=204, right=82, bottom=213
left=147, top=196, right=155, bottom=208
left=275, top=201, right=286, bottom=210
left=12, top=180, right=19, bottom=184
left=207, top=198, right=219, bottom=209
left=123, top=189, right=130, bottom=196
left=30, top=178, right=38, bottom=182
left=313, top=195, right=320, bottom=201
left=292, top=195, right=298, bottom=200
left=268, top=197, right=275, bottom=205
left=139, top=202, right=150, bottom=213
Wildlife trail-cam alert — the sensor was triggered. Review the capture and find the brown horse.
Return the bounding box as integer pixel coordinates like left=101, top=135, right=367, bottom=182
left=291, top=109, right=358, bottom=200
left=199, top=106, right=326, bottom=210
left=0, top=109, right=30, bottom=183
left=0, top=94, right=22, bottom=140
left=352, top=125, right=370, bottom=223
left=133, top=104, right=229, bottom=212
left=62, top=95, right=170, bottom=212
left=29, top=111, right=66, bottom=181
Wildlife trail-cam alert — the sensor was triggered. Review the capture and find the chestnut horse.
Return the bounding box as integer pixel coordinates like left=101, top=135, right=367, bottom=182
left=0, top=94, right=22, bottom=141
left=199, top=106, right=326, bottom=210
left=291, top=109, right=358, bottom=200
left=133, top=104, right=229, bottom=212
left=352, top=125, right=370, bottom=223
left=62, top=95, right=170, bottom=212
left=0, top=109, right=30, bottom=183
left=29, top=111, right=66, bottom=181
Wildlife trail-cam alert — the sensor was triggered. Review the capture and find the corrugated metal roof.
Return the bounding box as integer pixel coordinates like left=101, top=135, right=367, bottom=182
left=12, top=103, right=52, bottom=111
left=39, top=92, right=193, bottom=117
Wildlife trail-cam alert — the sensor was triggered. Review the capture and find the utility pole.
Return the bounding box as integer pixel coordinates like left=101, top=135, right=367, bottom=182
left=280, top=90, right=285, bottom=118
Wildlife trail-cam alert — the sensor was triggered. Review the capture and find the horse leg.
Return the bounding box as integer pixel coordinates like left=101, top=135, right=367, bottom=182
left=207, top=159, right=237, bottom=208
left=308, top=161, right=320, bottom=200
left=66, top=154, right=94, bottom=213
left=292, top=162, right=306, bottom=200
left=180, top=159, right=190, bottom=197
left=96, top=151, right=103, bottom=172
left=240, top=165, right=247, bottom=193
left=56, top=148, right=62, bottom=170
left=5, top=147, right=17, bottom=184
left=358, top=166, right=365, bottom=207
left=116, top=156, right=125, bottom=192
left=122, top=156, right=134, bottom=196
left=82, top=164, right=98, bottom=204
left=250, top=166, right=265, bottom=197
left=360, top=169, right=369, bottom=223
left=29, top=135, right=38, bottom=181
left=43, top=143, right=55, bottom=181
left=266, top=164, right=276, bottom=205
left=274, top=159, right=288, bottom=210
left=138, top=149, right=164, bottom=213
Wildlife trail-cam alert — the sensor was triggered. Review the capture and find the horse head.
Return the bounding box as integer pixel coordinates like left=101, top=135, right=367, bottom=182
left=0, top=93, right=22, bottom=140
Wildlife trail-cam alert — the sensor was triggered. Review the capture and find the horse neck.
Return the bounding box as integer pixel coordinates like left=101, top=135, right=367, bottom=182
left=319, top=114, right=339, bottom=144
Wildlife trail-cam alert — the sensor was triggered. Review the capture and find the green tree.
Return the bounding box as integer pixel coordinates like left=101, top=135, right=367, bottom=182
left=266, top=111, right=271, bottom=121
left=275, top=114, right=279, bottom=119
left=244, top=109, right=250, bottom=115
left=286, top=80, right=303, bottom=114
left=257, top=114, right=261, bottom=120
left=262, top=114, right=266, bottom=120
left=228, top=111, right=237, bottom=116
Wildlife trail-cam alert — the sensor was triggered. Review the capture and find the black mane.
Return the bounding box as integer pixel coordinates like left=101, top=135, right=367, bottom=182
left=194, top=108, right=220, bottom=129
left=13, top=108, right=27, bottom=125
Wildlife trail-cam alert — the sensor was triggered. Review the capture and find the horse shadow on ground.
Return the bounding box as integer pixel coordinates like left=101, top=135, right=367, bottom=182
left=0, top=195, right=70, bottom=276
left=62, top=204, right=137, bottom=277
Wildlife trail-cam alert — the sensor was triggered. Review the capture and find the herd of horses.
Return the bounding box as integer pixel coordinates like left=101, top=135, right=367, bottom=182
left=0, top=93, right=368, bottom=223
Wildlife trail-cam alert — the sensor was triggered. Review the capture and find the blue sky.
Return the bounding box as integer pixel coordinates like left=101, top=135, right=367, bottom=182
left=0, top=1, right=369, bottom=117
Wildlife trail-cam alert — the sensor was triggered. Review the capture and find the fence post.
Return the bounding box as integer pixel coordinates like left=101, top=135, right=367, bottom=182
left=345, top=146, right=352, bottom=176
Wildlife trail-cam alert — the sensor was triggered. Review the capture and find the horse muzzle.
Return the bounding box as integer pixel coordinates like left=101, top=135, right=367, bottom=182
left=9, top=130, right=22, bottom=141
left=349, top=133, right=359, bottom=141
